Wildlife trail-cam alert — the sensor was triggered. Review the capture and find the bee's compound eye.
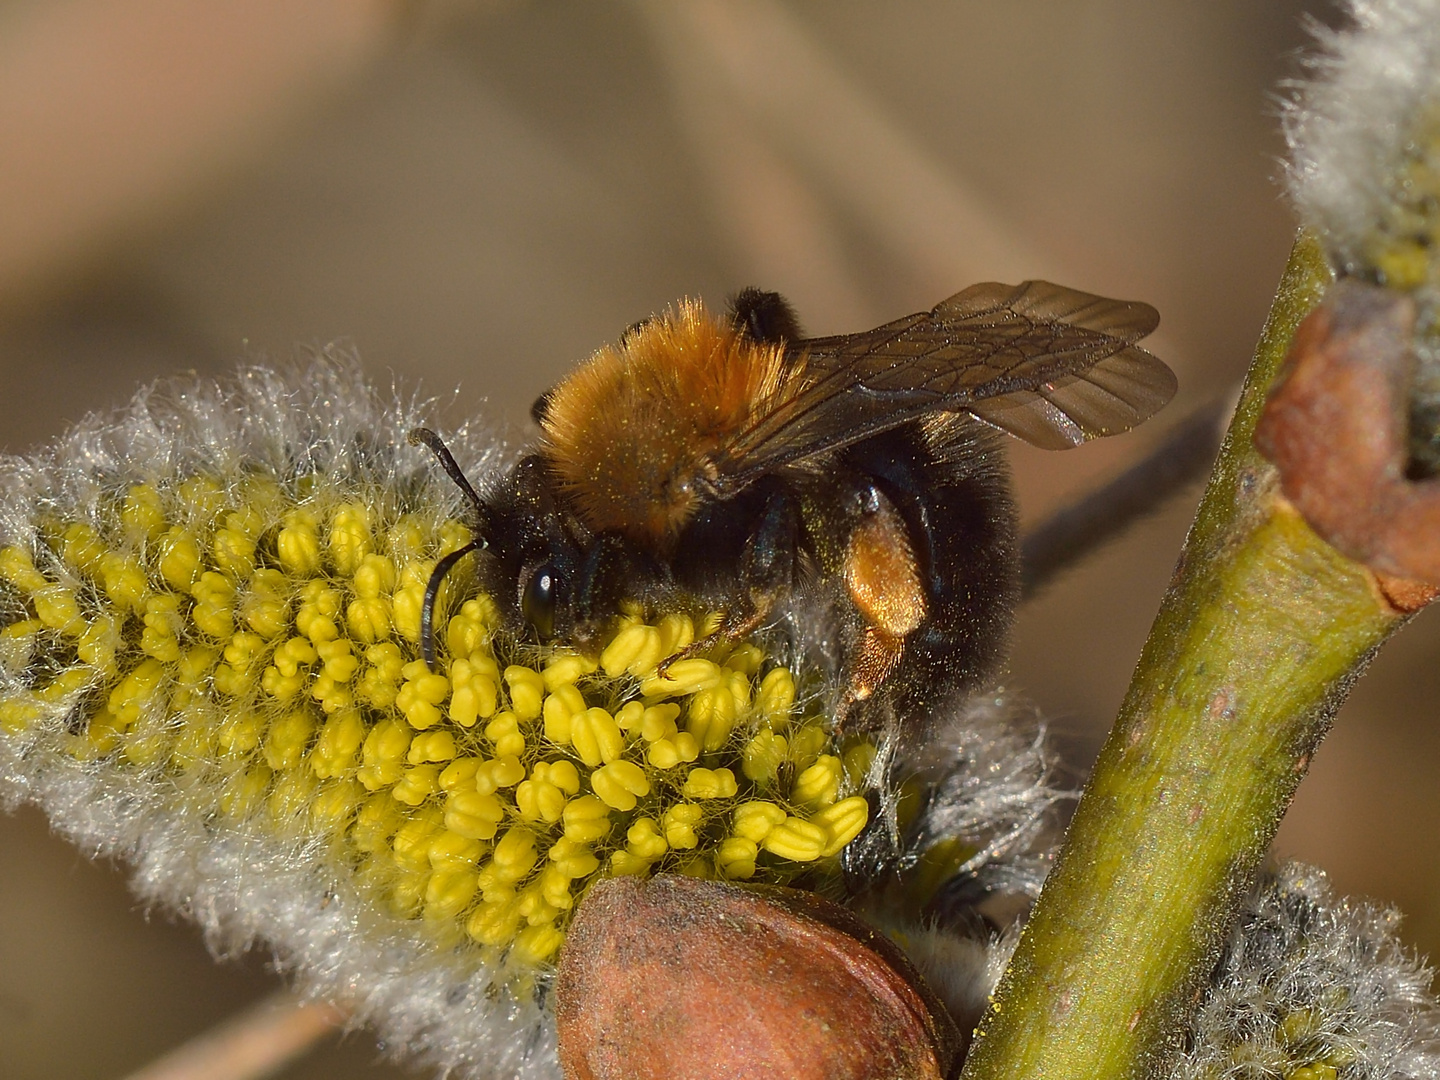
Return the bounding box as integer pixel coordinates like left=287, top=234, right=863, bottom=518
left=522, top=561, right=561, bottom=640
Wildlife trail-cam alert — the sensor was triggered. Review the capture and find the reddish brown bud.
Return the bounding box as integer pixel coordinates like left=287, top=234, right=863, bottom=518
left=1254, top=278, right=1440, bottom=598
left=555, top=874, right=961, bottom=1080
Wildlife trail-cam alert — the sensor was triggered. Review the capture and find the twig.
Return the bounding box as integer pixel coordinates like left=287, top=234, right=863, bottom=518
left=962, top=233, right=1425, bottom=1079
left=119, top=990, right=345, bottom=1080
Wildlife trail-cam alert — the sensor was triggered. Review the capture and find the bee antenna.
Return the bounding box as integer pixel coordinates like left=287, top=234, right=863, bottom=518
left=408, top=427, right=487, bottom=526
left=409, top=427, right=490, bottom=673
left=418, top=540, right=483, bottom=672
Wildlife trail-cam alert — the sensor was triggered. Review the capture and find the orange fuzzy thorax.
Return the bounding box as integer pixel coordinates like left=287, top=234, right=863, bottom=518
left=539, top=299, right=794, bottom=548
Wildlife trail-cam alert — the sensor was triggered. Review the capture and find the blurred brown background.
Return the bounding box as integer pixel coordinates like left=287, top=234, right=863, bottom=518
left=4, top=2, right=1435, bottom=1078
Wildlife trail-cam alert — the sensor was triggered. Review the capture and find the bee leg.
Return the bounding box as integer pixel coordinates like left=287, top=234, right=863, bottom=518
left=571, top=533, right=662, bottom=648
left=657, top=489, right=800, bottom=676
left=836, top=484, right=927, bottom=727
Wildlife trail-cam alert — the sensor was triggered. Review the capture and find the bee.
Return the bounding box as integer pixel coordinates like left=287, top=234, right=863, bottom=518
left=412, top=280, right=1174, bottom=730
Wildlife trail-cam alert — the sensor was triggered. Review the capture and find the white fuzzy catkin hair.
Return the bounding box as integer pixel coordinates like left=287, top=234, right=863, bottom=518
left=1167, top=864, right=1440, bottom=1080
left=0, top=357, right=566, bottom=1080
left=1283, top=0, right=1440, bottom=274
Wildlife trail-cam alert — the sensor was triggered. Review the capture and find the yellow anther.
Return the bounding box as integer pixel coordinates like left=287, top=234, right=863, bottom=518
left=426, top=829, right=483, bottom=872
left=476, top=754, right=525, bottom=793
left=716, top=837, right=758, bottom=879
left=176, top=476, right=226, bottom=525
left=216, top=711, right=265, bottom=757
left=542, top=683, right=585, bottom=747
left=296, top=602, right=341, bottom=647
left=190, top=571, right=236, bottom=638
left=732, top=800, right=788, bottom=842
left=350, top=551, right=397, bottom=597
left=570, top=707, right=625, bottom=767
left=263, top=708, right=316, bottom=770
left=0, top=546, right=47, bottom=591
left=626, top=817, right=668, bottom=859
left=388, top=870, right=428, bottom=918
left=392, top=811, right=443, bottom=872
left=638, top=703, right=680, bottom=743
left=261, top=665, right=305, bottom=701
left=316, top=639, right=359, bottom=685
left=99, top=554, right=149, bottom=615
left=547, top=837, right=600, bottom=879
left=33, top=585, right=85, bottom=636
left=107, top=657, right=167, bottom=730
left=814, top=797, right=869, bottom=856
left=328, top=504, right=374, bottom=575
left=59, top=526, right=106, bottom=574
left=515, top=772, right=568, bottom=824
left=467, top=898, right=523, bottom=947
left=655, top=612, right=696, bottom=656
left=140, top=594, right=184, bottom=662
left=490, top=827, right=539, bottom=882
left=686, top=685, right=737, bottom=753
left=681, top=767, right=738, bottom=801
left=445, top=789, right=505, bottom=841
left=789, top=722, right=828, bottom=768
left=219, top=766, right=272, bottom=819
left=311, top=708, right=366, bottom=778
left=351, top=794, right=400, bottom=853
left=537, top=864, right=575, bottom=909
left=843, top=741, right=878, bottom=785
left=662, top=803, right=704, bottom=849
left=600, top=622, right=663, bottom=677
left=425, top=868, right=480, bottom=922
left=448, top=657, right=497, bottom=727
left=438, top=756, right=483, bottom=791
left=273, top=636, right=318, bottom=678
left=761, top=817, right=828, bottom=862
left=793, top=755, right=843, bottom=809
left=357, top=718, right=411, bottom=790
left=390, top=572, right=428, bottom=645
left=212, top=522, right=257, bottom=579
left=512, top=924, right=564, bottom=965
left=542, top=651, right=597, bottom=691
left=346, top=596, right=391, bottom=644
left=609, top=850, right=653, bottom=876
left=444, top=603, right=488, bottom=659
left=308, top=779, right=362, bottom=832
left=723, top=643, right=764, bottom=676
left=640, top=658, right=722, bottom=698
left=561, top=795, right=612, bottom=842
left=75, top=615, right=123, bottom=673
left=757, top=667, right=796, bottom=722
left=741, top=730, right=788, bottom=784
left=591, top=760, right=651, bottom=811
left=359, top=642, right=405, bottom=708
left=395, top=662, right=450, bottom=730
left=483, top=711, right=525, bottom=758
left=266, top=770, right=319, bottom=826
left=241, top=569, right=291, bottom=639
left=407, top=730, right=457, bottom=765
left=614, top=700, right=644, bottom=734
left=504, top=665, right=545, bottom=720
left=649, top=731, right=700, bottom=770
left=121, top=484, right=167, bottom=541
left=276, top=508, right=323, bottom=575
left=542, top=760, right=581, bottom=794
left=155, top=527, right=202, bottom=592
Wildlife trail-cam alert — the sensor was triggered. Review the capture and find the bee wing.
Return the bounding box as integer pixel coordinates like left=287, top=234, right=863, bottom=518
left=714, top=280, right=1176, bottom=489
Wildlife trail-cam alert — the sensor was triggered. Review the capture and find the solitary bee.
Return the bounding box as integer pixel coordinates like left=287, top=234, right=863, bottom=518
left=413, top=281, right=1174, bottom=730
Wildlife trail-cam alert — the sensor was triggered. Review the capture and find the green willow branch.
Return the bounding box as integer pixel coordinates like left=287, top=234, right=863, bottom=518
left=960, top=232, right=1421, bottom=1080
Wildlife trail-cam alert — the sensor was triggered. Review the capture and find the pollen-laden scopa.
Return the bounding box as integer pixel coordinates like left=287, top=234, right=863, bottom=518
left=0, top=360, right=873, bottom=1078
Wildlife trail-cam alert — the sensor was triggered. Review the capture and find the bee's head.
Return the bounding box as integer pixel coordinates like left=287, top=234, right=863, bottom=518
left=479, top=453, right=586, bottom=644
